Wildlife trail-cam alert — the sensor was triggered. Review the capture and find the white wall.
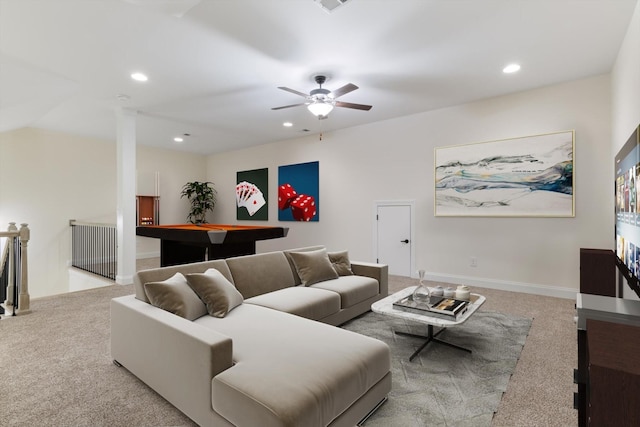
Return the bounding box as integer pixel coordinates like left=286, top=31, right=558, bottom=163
left=0, top=127, right=207, bottom=297
left=612, top=0, right=640, bottom=299
left=612, top=0, right=640, bottom=150
left=0, top=128, right=116, bottom=297
left=207, top=75, right=613, bottom=297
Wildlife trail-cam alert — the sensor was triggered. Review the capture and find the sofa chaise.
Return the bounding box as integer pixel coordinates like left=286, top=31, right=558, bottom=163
left=111, top=246, right=391, bottom=427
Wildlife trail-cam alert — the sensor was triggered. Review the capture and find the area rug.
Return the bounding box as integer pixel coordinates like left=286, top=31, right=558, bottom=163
left=342, top=310, right=532, bottom=427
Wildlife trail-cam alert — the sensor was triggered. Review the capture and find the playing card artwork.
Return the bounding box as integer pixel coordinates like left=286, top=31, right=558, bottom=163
left=278, top=161, right=319, bottom=222
left=236, top=168, right=268, bottom=220
left=236, top=181, right=265, bottom=215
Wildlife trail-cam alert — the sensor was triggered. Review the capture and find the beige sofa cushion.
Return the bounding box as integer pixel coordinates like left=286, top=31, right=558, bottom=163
left=144, top=272, right=207, bottom=320
left=328, top=250, right=354, bottom=276
left=283, top=245, right=326, bottom=285
left=195, top=304, right=390, bottom=427
left=226, top=252, right=296, bottom=299
left=244, top=287, right=340, bottom=321
left=135, top=259, right=233, bottom=303
left=311, top=275, right=380, bottom=309
left=288, top=248, right=339, bottom=286
left=186, top=269, right=244, bottom=318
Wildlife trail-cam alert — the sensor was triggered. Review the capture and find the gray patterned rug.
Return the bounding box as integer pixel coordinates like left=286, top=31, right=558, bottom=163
left=342, top=310, right=532, bottom=427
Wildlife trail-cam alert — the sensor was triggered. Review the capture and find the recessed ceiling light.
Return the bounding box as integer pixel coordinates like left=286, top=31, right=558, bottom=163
left=283, top=122, right=293, bottom=127
left=503, top=64, right=521, bottom=74
left=131, top=72, right=148, bottom=82
left=173, top=137, right=184, bottom=143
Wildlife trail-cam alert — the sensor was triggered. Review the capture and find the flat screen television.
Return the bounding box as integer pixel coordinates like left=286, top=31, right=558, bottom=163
left=614, top=124, right=640, bottom=297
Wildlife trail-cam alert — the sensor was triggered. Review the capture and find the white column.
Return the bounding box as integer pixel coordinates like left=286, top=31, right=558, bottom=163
left=116, top=108, right=137, bottom=285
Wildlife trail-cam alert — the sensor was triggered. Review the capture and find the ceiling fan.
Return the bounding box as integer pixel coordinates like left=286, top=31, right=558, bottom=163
left=272, top=75, right=372, bottom=119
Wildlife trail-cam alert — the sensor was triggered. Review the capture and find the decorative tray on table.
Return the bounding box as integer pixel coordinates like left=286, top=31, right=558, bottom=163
left=393, top=294, right=469, bottom=320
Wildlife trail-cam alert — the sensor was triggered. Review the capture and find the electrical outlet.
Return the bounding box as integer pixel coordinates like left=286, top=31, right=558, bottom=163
left=470, top=257, right=477, bottom=267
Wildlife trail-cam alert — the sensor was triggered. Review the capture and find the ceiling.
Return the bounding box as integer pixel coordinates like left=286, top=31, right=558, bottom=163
left=0, top=0, right=637, bottom=155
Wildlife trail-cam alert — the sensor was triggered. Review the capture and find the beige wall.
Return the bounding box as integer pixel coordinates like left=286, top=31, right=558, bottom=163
left=0, top=128, right=207, bottom=297
left=0, top=128, right=116, bottom=297
left=612, top=0, right=640, bottom=299
left=207, top=75, right=613, bottom=297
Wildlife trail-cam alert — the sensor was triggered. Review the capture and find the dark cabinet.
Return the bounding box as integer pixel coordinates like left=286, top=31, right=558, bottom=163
left=576, top=294, right=640, bottom=426
left=588, top=319, right=640, bottom=426
left=579, top=248, right=616, bottom=297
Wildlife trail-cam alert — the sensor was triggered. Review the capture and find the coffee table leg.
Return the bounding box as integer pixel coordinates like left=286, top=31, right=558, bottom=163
left=395, top=325, right=434, bottom=361
left=409, top=339, right=431, bottom=361
left=395, top=325, right=471, bottom=361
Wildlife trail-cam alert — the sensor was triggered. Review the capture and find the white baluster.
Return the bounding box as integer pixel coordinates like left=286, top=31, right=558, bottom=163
left=17, top=223, right=31, bottom=314
left=5, top=222, right=17, bottom=308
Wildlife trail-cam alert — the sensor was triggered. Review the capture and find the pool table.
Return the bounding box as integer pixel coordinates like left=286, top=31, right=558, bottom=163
left=136, top=224, right=289, bottom=266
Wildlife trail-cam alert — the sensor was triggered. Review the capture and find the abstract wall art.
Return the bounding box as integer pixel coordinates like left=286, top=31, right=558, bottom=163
left=434, top=130, right=575, bottom=217
left=236, top=168, right=268, bottom=220
left=278, top=161, right=319, bottom=222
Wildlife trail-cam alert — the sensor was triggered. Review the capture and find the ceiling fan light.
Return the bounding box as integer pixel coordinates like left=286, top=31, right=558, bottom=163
left=307, top=101, right=334, bottom=117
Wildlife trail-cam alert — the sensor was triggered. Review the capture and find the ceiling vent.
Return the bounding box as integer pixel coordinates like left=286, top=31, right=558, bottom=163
left=314, top=0, right=349, bottom=13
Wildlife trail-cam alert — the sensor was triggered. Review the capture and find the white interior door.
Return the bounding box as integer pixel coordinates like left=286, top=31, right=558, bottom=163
left=375, top=203, right=413, bottom=276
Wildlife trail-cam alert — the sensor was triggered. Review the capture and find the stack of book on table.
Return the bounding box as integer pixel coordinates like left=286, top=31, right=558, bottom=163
left=393, top=294, right=469, bottom=320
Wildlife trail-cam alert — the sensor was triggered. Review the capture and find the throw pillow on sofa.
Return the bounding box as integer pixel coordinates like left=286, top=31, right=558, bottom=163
left=328, top=250, right=354, bottom=276
left=288, top=248, right=339, bottom=286
left=186, top=269, right=244, bottom=318
left=144, top=272, right=208, bottom=320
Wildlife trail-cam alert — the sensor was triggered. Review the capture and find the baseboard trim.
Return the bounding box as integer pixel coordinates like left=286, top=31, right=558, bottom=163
left=115, top=274, right=134, bottom=285
left=424, top=272, right=577, bottom=300
left=136, top=252, right=160, bottom=259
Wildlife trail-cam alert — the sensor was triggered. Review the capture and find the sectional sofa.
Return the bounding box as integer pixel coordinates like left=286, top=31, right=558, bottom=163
left=110, top=246, right=391, bottom=427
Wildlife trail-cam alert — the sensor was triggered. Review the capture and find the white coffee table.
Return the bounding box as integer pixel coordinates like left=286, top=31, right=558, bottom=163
left=372, top=286, right=486, bottom=361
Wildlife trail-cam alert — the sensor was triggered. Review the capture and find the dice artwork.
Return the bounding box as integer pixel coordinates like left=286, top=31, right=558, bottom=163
left=278, top=183, right=297, bottom=210
left=290, top=194, right=316, bottom=221
left=278, top=184, right=317, bottom=221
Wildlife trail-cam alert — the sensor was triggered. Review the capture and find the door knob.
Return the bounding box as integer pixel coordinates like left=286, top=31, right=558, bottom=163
left=401, top=239, right=409, bottom=243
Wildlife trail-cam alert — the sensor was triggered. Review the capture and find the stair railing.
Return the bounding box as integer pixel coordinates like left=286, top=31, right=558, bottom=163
left=69, top=220, right=117, bottom=280
left=0, top=222, right=31, bottom=316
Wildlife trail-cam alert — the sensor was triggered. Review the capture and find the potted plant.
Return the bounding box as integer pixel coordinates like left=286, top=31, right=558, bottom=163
left=180, top=181, right=217, bottom=224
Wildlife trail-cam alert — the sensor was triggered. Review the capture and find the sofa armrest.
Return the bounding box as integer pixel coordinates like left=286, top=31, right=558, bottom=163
left=350, top=261, right=389, bottom=297
left=111, top=295, right=233, bottom=424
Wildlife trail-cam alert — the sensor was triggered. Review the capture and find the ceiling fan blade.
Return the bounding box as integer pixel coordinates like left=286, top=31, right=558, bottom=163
left=277, top=87, right=309, bottom=98
left=271, top=103, right=306, bottom=111
left=331, top=83, right=358, bottom=98
left=335, top=101, right=372, bottom=111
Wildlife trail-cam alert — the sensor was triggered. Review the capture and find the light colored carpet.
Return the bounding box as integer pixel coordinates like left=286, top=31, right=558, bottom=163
left=0, top=284, right=195, bottom=427
left=0, top=267, right=577, bottom=426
